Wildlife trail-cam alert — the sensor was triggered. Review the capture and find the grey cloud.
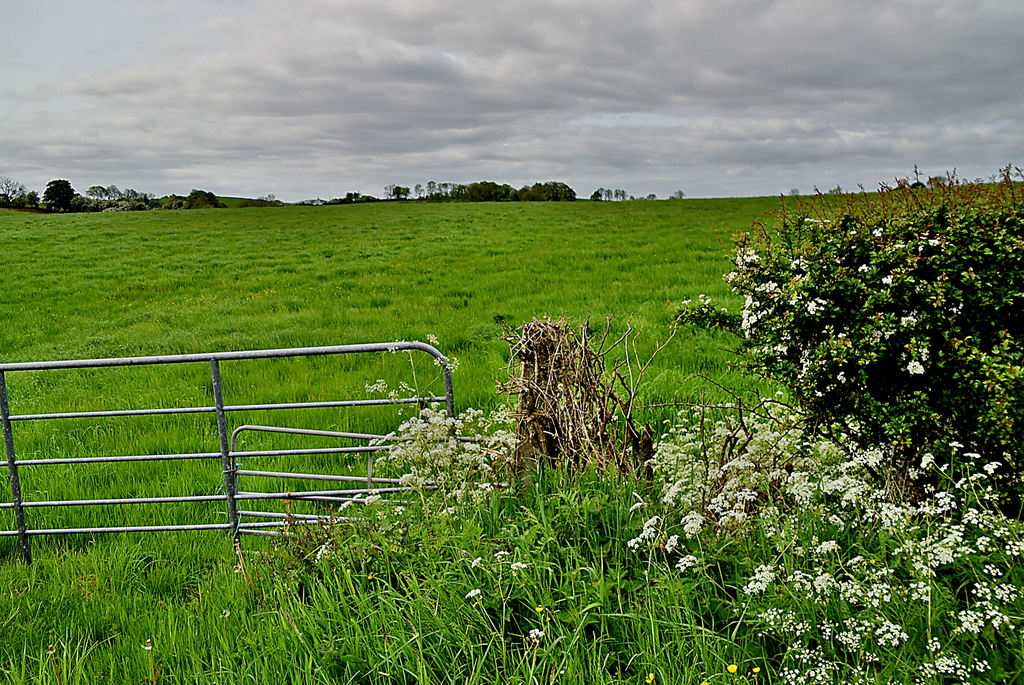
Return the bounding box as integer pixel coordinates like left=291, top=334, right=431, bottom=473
left=1, top=0, right=1021, bottom=200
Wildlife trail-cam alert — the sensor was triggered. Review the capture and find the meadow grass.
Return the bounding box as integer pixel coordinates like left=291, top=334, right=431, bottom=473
left=1, top=199, right=1021, bottom=683
left=1, top=198, right=774, bottom=543
left=0, top=199, right=773, bottom=402
left=0, top=198, right=783, bottom=680
left=3, top=193, right=1019, bottom=683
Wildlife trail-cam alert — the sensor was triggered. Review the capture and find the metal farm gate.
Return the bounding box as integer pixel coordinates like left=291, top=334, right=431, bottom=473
left=0, top=342, right=454, bottom=564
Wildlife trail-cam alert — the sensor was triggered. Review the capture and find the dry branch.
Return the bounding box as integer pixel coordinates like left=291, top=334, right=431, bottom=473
left=500, top=317, right=675, bottom=475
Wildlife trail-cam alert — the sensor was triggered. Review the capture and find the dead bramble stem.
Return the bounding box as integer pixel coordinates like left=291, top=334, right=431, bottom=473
left=500, top=317, right=674, bottom=475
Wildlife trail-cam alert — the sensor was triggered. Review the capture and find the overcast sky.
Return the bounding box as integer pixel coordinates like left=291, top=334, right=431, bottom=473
left=2, top=0, right=1021, bottom=201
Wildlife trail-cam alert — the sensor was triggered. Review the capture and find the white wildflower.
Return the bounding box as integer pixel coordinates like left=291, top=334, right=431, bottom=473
left=628, top=515, right=661, bottom=550
left=681, top=512, right=704, bottom=538
left=957, top=609, right=985, bottom=634
left=742, top=565, right=777, bottom=595
left=675, top=555, right=698, bottom=573
left=875, top=620, right=909, bottom=648
left=814, top=540, right=840, bottom=556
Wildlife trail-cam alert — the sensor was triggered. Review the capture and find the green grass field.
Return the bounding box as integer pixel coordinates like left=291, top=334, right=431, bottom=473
left=1, top=199, right=773, bottom=385
left=0, top=198, right=783, bottom=682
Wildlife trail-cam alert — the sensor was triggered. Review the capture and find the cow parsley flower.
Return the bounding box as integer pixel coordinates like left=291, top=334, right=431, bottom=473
left=628, top=516, right=661, bottom=550
left=742, top=565, right=777, bottom=595
left=675, top=555, right=698, bottom=572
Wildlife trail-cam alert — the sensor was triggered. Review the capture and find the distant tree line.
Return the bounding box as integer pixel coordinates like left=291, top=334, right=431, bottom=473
left=4, top=174, right=688, bottom=212
left=318, top=191, right=382, bottom=205
left=590, top=188, right=684, bottom=201
left=374, top=180, right=578, bottom=202
left=0, top=176, right=229, bottom=212
left=0, top=176, right=40, bottom=209
left=237, top=194, right=284, bottom=208
left=163, top=189, right=226, bottom=210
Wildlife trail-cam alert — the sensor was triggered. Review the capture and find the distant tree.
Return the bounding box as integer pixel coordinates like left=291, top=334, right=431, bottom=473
left=43, top=179, right=76, bottom=212
left=517, top=181, right=576, bottom=202
left=590, top=189, right=604, bottom=201
left=113, top=189, right=150, bottom=210
left=464, top=181, right=515, bottom=202
left=670, top=190, right=686, bottom=200
left=86, top=185, right=108, bottom=200
left=426, top=181, right=437, bottom=197
left=384, top=185, right=410, bottom=200
left=0, top=176, right=26, bottom=207
left=184, top=188, right=223, bottom=209
left=69, top=194, right=100, bottom=212
left=645, top=193, right=657, bottom=200
left=414, top=184, right=423, bottom=199
left=13, top=190, right=39, bottom=209
left=788, top=188, right=800, bottom=196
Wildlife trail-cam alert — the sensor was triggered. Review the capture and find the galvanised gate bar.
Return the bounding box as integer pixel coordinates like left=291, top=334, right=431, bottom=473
left=0, top=342, right=454, bottom=564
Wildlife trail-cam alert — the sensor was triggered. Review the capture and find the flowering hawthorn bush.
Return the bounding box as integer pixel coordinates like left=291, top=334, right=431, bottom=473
left=679, top=170, right=1024, bottom=498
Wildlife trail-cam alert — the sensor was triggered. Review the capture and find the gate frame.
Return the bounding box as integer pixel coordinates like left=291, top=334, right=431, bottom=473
left=0, top=341, right=454, bottom=564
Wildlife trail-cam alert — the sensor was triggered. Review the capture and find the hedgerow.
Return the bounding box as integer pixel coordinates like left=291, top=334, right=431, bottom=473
left=678, top=168, right=1024, bottom=501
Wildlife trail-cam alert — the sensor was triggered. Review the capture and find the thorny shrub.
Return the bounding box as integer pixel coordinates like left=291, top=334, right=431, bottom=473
left=677, top=168, right=1024, bottom=499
